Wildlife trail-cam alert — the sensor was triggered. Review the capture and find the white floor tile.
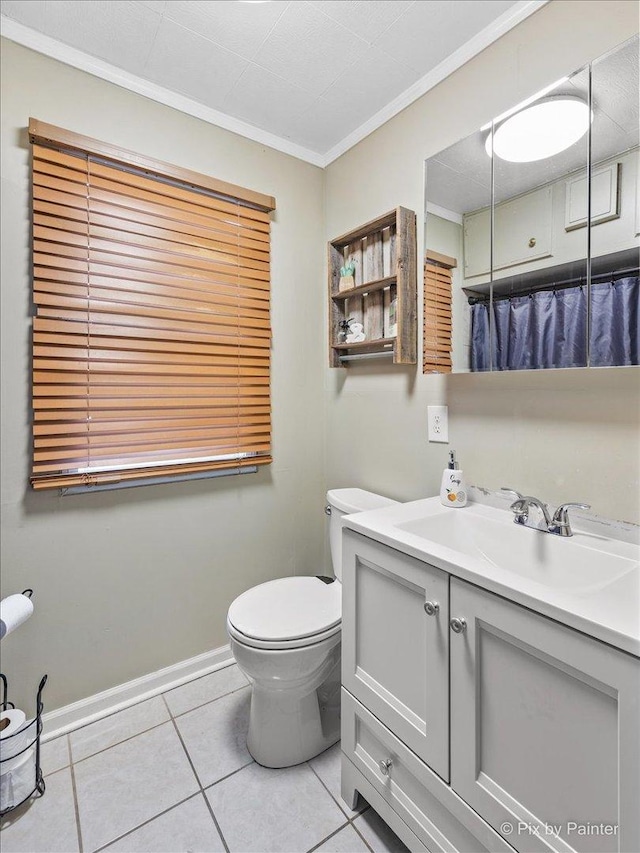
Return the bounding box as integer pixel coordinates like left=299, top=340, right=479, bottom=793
left=164, top=664, right=248, bottom=717
left=70, top=697, right=170, bottom=763
left=353, top=809, right=410, bottom=853
left=103, top=794, right=225, bottom=852
left=0, top=768, right=79, bottom=853
left=74, top=721, right=198, bottom=851
left=40, top=736, right=70, bottom=776
left=175, top=687, right=252, bottom=787
left=206, top=761, right=347, bottom=853
left=309, top=743, right=367, bottom=818
left=315, top=824, right=370, bottom=852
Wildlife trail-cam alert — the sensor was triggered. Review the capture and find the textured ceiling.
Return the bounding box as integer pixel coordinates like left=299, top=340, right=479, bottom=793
left=1, top=0, right=529, bottom=160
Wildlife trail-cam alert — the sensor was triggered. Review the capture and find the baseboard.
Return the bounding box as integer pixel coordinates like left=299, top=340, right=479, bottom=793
left=42, top=644, right=234, bottom=741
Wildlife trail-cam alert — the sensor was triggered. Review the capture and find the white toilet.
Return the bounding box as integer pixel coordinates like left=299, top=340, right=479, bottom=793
left=227, top=488, right=397, bottom=768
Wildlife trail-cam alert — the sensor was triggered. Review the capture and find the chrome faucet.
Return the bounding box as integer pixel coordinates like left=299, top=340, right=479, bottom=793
left=501, top=488, right=590, bottom=538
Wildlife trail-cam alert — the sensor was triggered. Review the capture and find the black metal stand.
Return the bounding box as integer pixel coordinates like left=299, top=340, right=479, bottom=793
left=0, top=673, right=47, bottom=817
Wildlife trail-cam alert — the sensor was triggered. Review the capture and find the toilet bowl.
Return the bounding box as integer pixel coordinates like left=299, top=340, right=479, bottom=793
left=227, top=488, right=398, bottom=768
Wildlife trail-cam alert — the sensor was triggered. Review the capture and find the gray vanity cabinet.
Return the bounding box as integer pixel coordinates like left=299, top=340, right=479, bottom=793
left=341, top=530, right=640, bottom=853
left=341, top=531, right=449, bottom=781
left=449, top=578, right=640, bottom=853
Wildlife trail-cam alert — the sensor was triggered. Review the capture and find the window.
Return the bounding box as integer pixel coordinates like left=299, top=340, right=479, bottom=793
left=30, top=119, right=275, bottom=491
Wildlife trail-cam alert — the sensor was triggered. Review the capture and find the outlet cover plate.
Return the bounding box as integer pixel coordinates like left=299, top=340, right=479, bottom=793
left=428, top=405, right=449, bottom=443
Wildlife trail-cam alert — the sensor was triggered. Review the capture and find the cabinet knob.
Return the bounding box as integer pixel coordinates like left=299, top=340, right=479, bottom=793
left=450, top=617, right=467, bottom=634
left=379, top=758, right=393, bottom=776
left=528, top=237, right=537, bottom=248
left=424, top=601, right=440, bottom=616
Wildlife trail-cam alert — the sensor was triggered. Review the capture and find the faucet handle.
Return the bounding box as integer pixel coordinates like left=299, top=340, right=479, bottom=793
left=549, top=502, right=591, bottom=537
left=500, top=487, right=524, bottom=500
left=552, top=502, right=591, bottom=524
left=501, top=488, right=529, bottom=524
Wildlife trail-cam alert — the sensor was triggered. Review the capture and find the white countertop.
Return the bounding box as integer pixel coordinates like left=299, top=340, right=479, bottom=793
left=343, top=497, right=640, bottom=658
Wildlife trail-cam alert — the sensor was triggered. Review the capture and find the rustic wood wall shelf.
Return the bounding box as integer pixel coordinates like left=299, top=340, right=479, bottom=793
left=328, top=207, right=417, bottom=367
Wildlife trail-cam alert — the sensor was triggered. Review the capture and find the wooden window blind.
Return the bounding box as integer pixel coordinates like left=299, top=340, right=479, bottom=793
left=29, top=119, right=276, bottom=491
left=423, top=250, right=455, bottom=373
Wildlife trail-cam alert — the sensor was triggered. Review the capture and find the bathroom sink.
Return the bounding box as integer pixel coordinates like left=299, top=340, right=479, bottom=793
left=343, top=496, right=640, bottom=656
left=395, top=508, right=637, bottom=593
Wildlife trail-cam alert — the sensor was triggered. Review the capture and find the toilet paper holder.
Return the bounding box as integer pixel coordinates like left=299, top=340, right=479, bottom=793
left=0, top=671, right=47, bottom=816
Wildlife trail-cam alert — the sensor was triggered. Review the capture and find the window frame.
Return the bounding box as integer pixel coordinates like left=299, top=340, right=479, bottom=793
left=29, top=119, right=275, bottom=492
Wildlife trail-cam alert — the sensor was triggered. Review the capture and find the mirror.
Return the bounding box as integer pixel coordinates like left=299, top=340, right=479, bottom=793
left=423, top=34, right=639, bottom=373
left=589, top=36, right=639, bottom=367
left=423, top=125, right=491, bottom=372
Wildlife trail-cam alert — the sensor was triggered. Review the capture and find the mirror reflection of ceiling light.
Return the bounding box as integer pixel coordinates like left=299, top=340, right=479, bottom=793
left=485, top=96, right=591, bottom=162
left=480, top=77, right=569, bottom=132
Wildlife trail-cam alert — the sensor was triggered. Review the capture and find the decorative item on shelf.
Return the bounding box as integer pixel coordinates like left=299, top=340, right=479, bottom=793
left=338, top=318, right=353, bottom=343
left=339, top=259, right=356, bottom=292
left=387, top=292, right=398, bottom=337
left=345, top=321, right=366, bottom=345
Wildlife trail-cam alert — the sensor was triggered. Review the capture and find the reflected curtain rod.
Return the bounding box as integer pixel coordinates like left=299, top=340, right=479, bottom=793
left=467, top=266, right=639, bottom=305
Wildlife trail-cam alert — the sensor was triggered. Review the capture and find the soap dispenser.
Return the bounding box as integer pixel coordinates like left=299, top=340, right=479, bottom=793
left=440, top=451, right=467, bottom=507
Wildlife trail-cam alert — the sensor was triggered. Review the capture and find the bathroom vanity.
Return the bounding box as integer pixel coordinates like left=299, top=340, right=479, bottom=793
left=340, top=498, right=640, bottom=853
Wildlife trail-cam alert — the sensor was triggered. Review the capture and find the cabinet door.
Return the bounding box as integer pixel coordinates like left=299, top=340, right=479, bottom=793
left=342, top=530, right=449, bottom=780
left=450, top=578, right=640, bottom=853
left=493, top=185, right=553, bottom=271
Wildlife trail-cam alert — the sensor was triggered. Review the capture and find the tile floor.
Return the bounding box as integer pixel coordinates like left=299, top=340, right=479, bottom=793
left=0, top=664, right=410, bottom=853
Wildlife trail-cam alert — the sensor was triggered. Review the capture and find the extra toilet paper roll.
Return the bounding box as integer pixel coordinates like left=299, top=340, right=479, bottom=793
left=346, top=332, right=366, bottom=344
left=0, top=745, right=36, bottom=813
left=0, top=709, right=28, bottom=762
left=0, top=594, right=34, bottom=639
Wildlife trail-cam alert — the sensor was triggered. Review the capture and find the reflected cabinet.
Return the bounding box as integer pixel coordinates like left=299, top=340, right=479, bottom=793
left=423, top=35, right=639, bottom=373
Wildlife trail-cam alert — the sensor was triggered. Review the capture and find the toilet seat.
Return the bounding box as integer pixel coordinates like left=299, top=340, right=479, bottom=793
left=227, top=617, right=341, bottom=651
left=227, top=576, right=341, bottom=651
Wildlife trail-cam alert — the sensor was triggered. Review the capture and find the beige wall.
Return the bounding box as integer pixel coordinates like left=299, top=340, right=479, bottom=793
left=324, top=0, right=640, bottom=523
left=0, top=39, right=326, bottom=711
left=1, top=0, right=639, bottom=714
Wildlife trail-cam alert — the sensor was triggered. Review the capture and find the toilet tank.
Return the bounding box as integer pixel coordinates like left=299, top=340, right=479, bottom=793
left=326, top=488, right=399, bottom=582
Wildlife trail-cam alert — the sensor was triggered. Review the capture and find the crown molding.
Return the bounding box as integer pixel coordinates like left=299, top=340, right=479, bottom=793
left=426, top=203, right=463, bottom=226
left=1, top=1, right=548, bottom=170
left=0, top=17, right=326, bottom=168
left=322, top=0, right=549, bottom=165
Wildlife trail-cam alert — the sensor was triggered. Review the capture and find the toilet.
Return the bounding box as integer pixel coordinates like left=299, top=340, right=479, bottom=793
left=227, top=488, right=398, bottom=768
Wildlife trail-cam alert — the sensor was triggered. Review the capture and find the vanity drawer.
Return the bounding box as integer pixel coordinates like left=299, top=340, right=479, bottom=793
left=341, top=689, right=514, bottom=853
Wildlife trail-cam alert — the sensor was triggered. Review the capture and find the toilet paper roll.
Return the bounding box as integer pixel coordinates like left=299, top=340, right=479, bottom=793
left=0, top=594, right=34, bottom=639
left=0, top=745, right=36, bottom=813
left=346, top=332, right=366, bottom=344
left=0, top=709, right=28, bottom=762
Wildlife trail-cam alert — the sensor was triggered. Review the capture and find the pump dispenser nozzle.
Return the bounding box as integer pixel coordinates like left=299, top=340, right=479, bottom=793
left=448, top=451, right=458, bottom=470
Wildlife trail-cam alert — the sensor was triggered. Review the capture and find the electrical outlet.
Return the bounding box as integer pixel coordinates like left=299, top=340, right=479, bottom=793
left=428, top=405, right=449, bottom=443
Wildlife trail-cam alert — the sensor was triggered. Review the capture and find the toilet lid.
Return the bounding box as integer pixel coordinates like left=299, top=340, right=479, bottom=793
left=228, top=577, right=341, bottom=642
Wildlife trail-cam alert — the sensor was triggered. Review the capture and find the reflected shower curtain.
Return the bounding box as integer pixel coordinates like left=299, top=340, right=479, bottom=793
left=470, top=276, right=639, bottom=370
left=590, top=277, right=639, bottom=366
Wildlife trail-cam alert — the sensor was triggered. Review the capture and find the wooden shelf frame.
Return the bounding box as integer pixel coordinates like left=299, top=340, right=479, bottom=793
left=332, top=275, right=397, bottom=301
left=328, top=207, right=417, bottom=367
left=333, top=338, right=397, bottom=352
